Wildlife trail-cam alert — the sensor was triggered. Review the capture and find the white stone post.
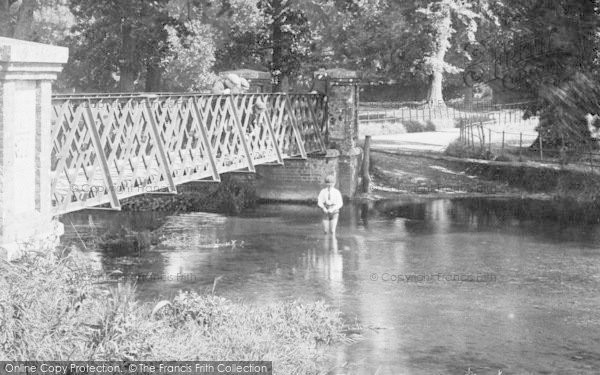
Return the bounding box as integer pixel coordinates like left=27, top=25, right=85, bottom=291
left=0, top=37, right=69, bottom=260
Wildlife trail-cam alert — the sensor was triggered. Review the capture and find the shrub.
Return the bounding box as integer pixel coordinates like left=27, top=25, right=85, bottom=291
left=403, top=120, right=436, bottom=133
left=214, top=174, right=257, bottom=214
left=424, top=120, right=436, bottom=132
left=121, top=174, right=256, bottom=214
left=445, top=140, right=480, bottom=158
left=535, top=73, right=600, bottom=152
left=444, top=139, right=498, bottom=160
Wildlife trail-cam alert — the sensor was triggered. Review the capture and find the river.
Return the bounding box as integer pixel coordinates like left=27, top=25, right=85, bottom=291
left=61, top=198, right=600, bottom=375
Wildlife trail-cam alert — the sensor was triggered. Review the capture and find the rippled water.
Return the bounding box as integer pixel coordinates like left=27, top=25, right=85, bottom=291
left=61, top=198, right=600, bottom=375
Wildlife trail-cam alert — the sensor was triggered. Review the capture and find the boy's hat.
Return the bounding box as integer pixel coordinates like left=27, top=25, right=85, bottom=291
left=325, top=175, right=335, bottom=183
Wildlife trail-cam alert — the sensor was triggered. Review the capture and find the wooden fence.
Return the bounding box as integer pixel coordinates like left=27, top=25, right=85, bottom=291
left=51, top=93, right=327, bottom=215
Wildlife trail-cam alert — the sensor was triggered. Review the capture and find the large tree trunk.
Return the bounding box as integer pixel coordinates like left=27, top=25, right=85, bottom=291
left=426, top=6, right=452, bottom=107
left=119, top=23, right=137, bottom=92
left=0, top=0, right=36, bottom=39
left=428, top=68, right=445, bottom=106
left=464, top=86, right=474, bottom=105
left=12, top=0, right=35, bottom=40
left=0, top=0, right=13, bottom=36
left=271, top=0, right=284, bottom=91
left=144, top=63, right=162, bottom=92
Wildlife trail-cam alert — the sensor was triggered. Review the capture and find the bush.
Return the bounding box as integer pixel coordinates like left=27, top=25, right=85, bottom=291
left=121, top=174, right=256, bottom=214
left=445, top=140, right=482, bottom=158
left=403, top=120, right=436, bottom=133
left=214, top=174, right=257, bottom=214
left=535, top=73, right=600, bottom=152
left=1, top=250, right=347, bottom=373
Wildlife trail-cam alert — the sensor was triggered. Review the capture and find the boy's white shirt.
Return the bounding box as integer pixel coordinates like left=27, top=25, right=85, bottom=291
left=317, top=186, right=343, bottom=212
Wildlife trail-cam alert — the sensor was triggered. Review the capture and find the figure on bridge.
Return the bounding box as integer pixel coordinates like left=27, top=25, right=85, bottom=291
left=211, top=73, right=250, bottom=94
left=317, top=175, right=343, bottom=235
left=246, top=99, right=266, bottom=136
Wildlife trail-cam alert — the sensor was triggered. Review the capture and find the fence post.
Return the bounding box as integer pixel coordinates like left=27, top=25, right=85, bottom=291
left=361, top=135, right=371, bottom=193
left=519, top=133, right=523, bottom=158
left=480, top=124, right=485, bottom=149
left=502, top=131, right=505, bottom=151
left=539, top=135, right=543, bottom=161
left=488, top=128, right=492, bottom=153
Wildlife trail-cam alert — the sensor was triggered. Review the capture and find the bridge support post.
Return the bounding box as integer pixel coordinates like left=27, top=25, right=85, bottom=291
left=313, top=69, right=362, bottom=198
left=0, top=38, right=69, bottom=260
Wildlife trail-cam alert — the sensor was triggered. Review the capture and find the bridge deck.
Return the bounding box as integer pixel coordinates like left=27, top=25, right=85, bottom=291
left=51, top=93, right=327, bottom=215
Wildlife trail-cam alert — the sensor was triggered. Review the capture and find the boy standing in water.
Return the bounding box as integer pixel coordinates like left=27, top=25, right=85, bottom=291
left=317, top=175, right=343, bottom=234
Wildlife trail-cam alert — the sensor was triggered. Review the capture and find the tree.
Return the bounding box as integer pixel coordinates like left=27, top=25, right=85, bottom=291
left=67, top=0, right=180, bottom=92
left=0, top=0, right=73, bottom=42
left=325, top=1, right=425, bottom=82
left=215, top=0, right=337, bottom=91
left=416, top=0, right=498, bottom=106
left=160, top=20, right=217, bottom=91
left=507, top=0, right=600, bottom=151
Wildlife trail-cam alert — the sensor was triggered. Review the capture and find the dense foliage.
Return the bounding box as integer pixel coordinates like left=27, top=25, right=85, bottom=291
left=1, top=0, right=600, bottom=149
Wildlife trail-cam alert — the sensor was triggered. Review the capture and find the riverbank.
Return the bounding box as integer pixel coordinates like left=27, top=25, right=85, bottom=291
left=369, top=150, right=600, bottom=214
left=0, top=250, right=348, bottom=374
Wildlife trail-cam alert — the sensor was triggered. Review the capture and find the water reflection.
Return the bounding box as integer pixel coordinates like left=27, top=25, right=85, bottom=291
left=61, top=198, right=600, bottom=374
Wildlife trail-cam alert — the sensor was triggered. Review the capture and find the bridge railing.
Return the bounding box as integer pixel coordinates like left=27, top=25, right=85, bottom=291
left=51, top=92, right=327, bottom=215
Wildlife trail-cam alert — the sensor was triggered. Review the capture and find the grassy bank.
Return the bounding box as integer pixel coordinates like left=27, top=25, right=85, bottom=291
left=370, top=148, right=600, bottom=216
left=461, top=161, right=600, bottom=216
left=0, top=250, right=347, bottom=374
left=444, top=139, right=600, bottom=204
left=443, top=138, right=600, bottom=204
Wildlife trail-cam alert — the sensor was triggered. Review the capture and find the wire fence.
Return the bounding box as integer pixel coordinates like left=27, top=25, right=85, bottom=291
left=358, top=100, right=600, bottom=169
left=458, top=121, right=600, bottom=170
left=359, top=100, right=537, bottom=129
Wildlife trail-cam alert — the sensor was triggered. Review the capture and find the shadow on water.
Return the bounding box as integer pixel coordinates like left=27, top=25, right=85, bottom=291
left=61, top=197, right=600, bottom=375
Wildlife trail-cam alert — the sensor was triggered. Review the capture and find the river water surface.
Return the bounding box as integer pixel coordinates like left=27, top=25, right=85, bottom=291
left=61, top=198, right=600, bottom=375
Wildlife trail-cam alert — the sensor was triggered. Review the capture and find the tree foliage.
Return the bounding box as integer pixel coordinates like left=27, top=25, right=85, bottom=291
left=161, top=20, right=217, bottom=91
left=506, top=0, right=600, bottom=150
left=214, top=0, right=341, bottom=90
left=65, top=0, right=180, bottom=92
left=0, top=0, right=73, bottom=42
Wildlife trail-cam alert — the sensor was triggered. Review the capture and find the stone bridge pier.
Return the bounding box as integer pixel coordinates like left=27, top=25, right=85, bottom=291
left=253, top=69, right=362, bottom=201
left=0, top=37, right=69, bottom=260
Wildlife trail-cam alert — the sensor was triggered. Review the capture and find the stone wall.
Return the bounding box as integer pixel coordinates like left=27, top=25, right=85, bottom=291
left=254, top=150, right=340, bottom=201
left=338, top=149, right=362, bottom=198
